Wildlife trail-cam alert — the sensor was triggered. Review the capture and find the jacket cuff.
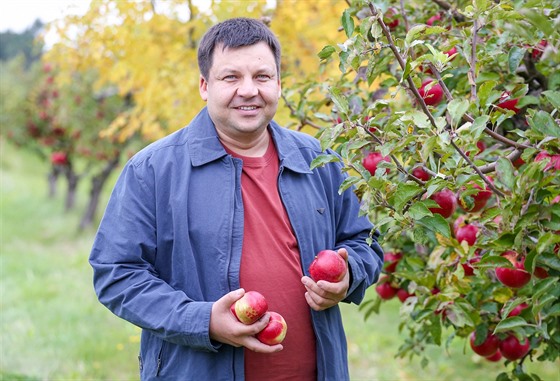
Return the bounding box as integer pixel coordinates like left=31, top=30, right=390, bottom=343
left=183, top=301, right=222, bottom=352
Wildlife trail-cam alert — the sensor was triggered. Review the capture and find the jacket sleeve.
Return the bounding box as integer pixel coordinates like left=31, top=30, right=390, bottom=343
left=89, top=160, right=220, bottom=352
left=329, top=158, right=384, bottom=305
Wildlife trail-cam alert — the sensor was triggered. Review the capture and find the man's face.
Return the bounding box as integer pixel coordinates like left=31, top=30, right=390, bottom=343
left=199, top=41, right=281, bottom=143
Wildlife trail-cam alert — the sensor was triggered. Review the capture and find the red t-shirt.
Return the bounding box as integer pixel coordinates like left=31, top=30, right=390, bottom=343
left=225, top=140, right=317, bottom=381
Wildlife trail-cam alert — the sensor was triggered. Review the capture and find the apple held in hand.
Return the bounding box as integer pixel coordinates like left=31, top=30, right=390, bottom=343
left=230, top=291, right=268, bottom=325
left=470, top=331, right=500, bottom=357
left=495, top=251, right=531, bottom=289
left=309, top=249, right=347, bottom=283
left=256, top=311, right=287, bottom=345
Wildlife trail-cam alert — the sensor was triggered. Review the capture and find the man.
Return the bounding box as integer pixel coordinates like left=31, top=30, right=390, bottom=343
left=89, top=17, right=383, bottom=380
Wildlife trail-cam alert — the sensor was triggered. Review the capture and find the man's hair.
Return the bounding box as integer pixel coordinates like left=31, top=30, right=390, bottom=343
left=197, top=17, right=281, bottom=79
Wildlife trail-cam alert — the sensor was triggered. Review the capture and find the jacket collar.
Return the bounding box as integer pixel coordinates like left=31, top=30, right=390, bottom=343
left=186, top=107, right=312, bottom=174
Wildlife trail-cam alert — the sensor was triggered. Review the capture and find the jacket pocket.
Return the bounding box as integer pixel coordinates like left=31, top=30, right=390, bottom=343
left=155, top=338, right=166, bottom=377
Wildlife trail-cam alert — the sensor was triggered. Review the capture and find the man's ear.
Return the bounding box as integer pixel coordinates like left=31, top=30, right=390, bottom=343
left=199, top=75, right=208, bottom=101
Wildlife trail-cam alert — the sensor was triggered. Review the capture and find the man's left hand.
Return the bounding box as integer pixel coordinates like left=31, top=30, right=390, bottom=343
left=301, top=248, right=350, bottom=311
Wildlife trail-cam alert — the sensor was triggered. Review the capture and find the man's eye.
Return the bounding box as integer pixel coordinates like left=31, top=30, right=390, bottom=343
left=222, top=75, right=237, bottom=81
left=257, top=74, right=271, bottom=80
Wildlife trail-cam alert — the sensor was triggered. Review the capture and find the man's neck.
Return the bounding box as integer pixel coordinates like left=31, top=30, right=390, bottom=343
left=219, top=129, right=271, bottom=157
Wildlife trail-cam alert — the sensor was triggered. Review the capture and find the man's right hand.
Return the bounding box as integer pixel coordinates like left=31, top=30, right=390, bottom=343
left=209, top=288, right=284, bottom=353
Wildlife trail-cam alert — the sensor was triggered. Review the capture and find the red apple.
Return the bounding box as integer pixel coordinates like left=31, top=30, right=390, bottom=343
left=462, top=257, right=480, bottom=276
left=457, top=179, right=493, bottom=213
left=535, top=151, right=560, bottom=172
left=426, top=14, right=442, bottom=26
left=495, top=251, right=531, bottom=288
left=397, top=288, right=413, bottom=303
left=383, top=251, right=402, bottom=274
left=504, top=302, right=529, bottom=318
left=470, top=331, right=500, bottom=357
left=533, top=266, right=549, bottom=279
left=256, top=311, right=287, bottom=345
left=230, top=291, right=268, bottom=325
left=476, top=140, right=486, bottom=155
left=51, top=151, right=68, bottom=166
left=428, top=188, right=457, bottom=218
left=418, top=80, right=444, bottom=106
left=384, top=7, right=399, bottom=30
left=497, top=91, right=520, bottom=114
left=309, top=250, right=347, bottom=283
left=531, top=39, right=548, bottom=61
left=499, top=334, right=531, bottom=361
left=485, top=350, right=503, bottom=362
left=455, top=223, right=479, bottom=246
left=363, top=151, right=390, bottom=175
left=375, top=279, right=398, bottom=300
left=412, top=167, right=431, bottom=181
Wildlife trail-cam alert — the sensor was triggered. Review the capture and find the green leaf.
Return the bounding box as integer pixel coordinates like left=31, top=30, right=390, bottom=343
left=542, top=90, right=560, bottom=110
left=519, top=8, right=554, bottom=36
left=405, top=25, right=427, bottom=45
left=447, top=99, right=469, bottom=127
left=329, top=86, right=349, bottom=116
left=493, top=316, right=529, bottom=333
left=476, top=255, right=513, bottom=269
left=470, top=115, right=489, bottom=139
left=339, top=175, right=362, bottom=193
left=408, top=201, right=433, bottom=220
left=496, top=157, right=515, bottom=190
left=418, top=214, right=451, bottom=238
left=532, top=277, right=558, bottom=301
left=318, top=45, right=336, bottom=60
left=478, top=81, right=497, bottom=108
left=527, top=110, right=560, bottom=138
left=392, top=182, right=422, bottom=212
left=341, top=9, right=354, bottom=38
left=508, top=46, right=525, bottom=74
left=310, top=154, right=340, bottom=170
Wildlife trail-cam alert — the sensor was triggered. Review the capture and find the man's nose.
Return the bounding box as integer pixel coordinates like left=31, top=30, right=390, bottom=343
left=237, top=77, right=258, bottom=97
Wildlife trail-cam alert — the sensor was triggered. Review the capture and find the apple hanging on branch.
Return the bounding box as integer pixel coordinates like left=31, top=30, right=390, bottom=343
left=495, top=251, right=532, bottom=289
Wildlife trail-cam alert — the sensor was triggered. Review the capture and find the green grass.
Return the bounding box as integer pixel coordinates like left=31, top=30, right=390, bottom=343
left=1, top=137, right=559, bottom=381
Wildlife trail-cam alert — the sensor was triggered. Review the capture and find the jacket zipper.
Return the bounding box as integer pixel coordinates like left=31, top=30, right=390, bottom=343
left=155, top=340, right=165, bottom=376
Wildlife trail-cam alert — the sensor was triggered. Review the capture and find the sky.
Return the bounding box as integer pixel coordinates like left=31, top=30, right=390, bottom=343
left=0, top=0, right=90, bottom=33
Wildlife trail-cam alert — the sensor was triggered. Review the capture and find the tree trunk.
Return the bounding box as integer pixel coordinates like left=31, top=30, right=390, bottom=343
left=47, top=165, right=62, bottom=198
left=79, top=156, right=120, bottom=230
left=64, top=165, right=79, bottom=211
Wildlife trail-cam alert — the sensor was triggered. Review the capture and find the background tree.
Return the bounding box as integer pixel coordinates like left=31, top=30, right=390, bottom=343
left=284, top=1, right=559, bottom=380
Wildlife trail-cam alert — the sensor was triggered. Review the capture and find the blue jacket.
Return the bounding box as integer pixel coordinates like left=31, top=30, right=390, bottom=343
left=89, top=107, right=384, bottom=380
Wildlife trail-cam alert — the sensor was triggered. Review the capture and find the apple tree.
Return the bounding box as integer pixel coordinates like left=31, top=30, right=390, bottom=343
left=284, top=1, right=559, bottom=380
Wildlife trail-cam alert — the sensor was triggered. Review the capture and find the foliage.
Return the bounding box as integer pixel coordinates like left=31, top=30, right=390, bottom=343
left=0, top=19, right=44, bottom=66
left=3, top=56, right=139, bottom=228
left=284, top=0, right=560, bottom=380
left=43, top=0, right=348, bottom=142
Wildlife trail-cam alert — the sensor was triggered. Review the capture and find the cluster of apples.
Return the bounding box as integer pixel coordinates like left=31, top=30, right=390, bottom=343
left=470, top=330, right=531, bottom=363
left=230, top=250, right=347, bottom=345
